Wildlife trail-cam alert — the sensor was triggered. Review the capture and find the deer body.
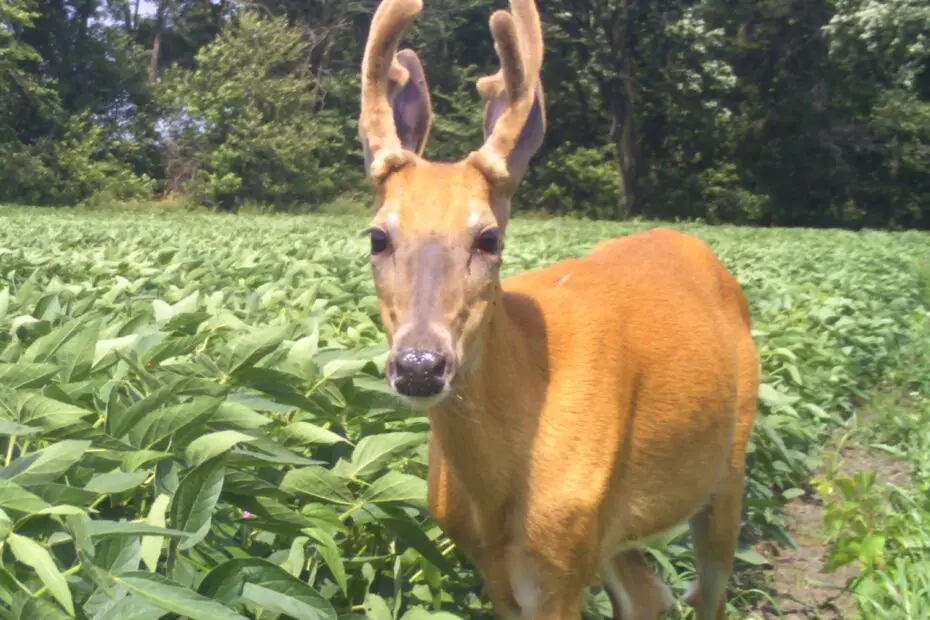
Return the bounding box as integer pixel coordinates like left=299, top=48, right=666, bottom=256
left=427, top=227, right=758, bottom=618
left=356, top=2, right=759, bottom=618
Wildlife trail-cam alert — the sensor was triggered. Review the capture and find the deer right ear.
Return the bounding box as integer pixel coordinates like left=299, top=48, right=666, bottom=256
left=361, top=49, right=433, bottom=175
left=389, top=49, right=433, bottom=157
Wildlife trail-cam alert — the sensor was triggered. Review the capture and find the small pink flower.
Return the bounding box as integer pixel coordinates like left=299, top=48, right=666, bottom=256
left=242, top=511, right=254, bottom=520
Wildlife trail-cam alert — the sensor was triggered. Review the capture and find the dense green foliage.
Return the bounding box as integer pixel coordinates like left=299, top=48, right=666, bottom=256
left=0, top=207, right=928, bottom=618
left=0, top=0, right=928, bottom=226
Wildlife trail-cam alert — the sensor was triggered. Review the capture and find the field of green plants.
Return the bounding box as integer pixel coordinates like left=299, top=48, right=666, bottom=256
left=0, top=205, right=928, bottom=619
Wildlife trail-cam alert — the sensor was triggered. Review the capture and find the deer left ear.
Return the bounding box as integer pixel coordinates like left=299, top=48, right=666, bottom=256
left=388, top=49, right=433, bottom=156
left=481, top=79, right=546, bottom=187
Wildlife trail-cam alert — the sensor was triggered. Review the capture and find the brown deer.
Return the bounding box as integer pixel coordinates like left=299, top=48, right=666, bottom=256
left=356, top=1, right=759, bottom=618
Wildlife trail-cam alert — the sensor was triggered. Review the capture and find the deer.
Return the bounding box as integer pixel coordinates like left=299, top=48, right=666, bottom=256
left=356, top=0, right=760, bottom=618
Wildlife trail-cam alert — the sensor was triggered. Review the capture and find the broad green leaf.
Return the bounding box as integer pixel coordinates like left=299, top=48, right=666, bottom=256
left=141, top=494, right=171, bottom=572
left=8, top=532, right=74, bottom=616
left=107, top=387, right=176, bottom=438
left=23, top=316, right=90, bottom=364
left=378, top=510, right=456, bottom=573
left=0, top=507, right=11, bottom=539
left=279, top=466, right=354, bottom=505
left=94, top=334, right=141, bottom=367
left=113, top=571, right=247, bottom=620
left=0, top=363, right=60, bottom=389
left=758, top=383, right=798, bottom=409
left=84, top=471, right=149, bottom=494
left=12, top=595, right=72, bottom=620
left=67, top=513, right=95, bottom=560
left=15, top=394, right=92, bottom=431
left=302, top=527, right=347, bottom=594
left=93, top=594, right=167, bottom=620
left=127, top=396, right=224, bottom=448
left=170, top=454, right=226, bottom=550
left=184, top=430, right=256, bottom=467
left=153, top=292, right=200, bottom=324
left=364, top=593, right=394, bottom=620
left=242, top=582, right=335, bottom=620
left=347, top=432, right=427, bottom=480
left=401, top=609, right=463, bottom=620
left=199, top=558, right=336, bottom=620
left=361, top=471, right=428, bottom=508
left=280, top=421, right=351, bottom=447
left=0, top=439, right=90, bottom=487
left=0, top=420, right=40, bottom=437
left=86, top=520, right=190, bottom=539
left=210, top=401, right=271, bottom=430
left=735, top=548, right=771, bottom=566
left=0, top=479, right=53, bottom=514
left=225, top=324, right=293, bottom=376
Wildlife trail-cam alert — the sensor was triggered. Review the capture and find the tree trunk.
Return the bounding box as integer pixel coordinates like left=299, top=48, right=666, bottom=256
left=149, top=0, right=168, bottom=84
left=612, top=72, right=638, bottom=218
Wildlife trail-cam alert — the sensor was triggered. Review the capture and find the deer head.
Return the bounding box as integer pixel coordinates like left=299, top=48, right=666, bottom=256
left=358, top=0, right=546, bottom=406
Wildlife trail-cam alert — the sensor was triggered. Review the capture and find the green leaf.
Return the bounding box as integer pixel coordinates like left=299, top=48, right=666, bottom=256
left=93, top=594, right=167, bottom=620
left=302, top=527, right=347, bottom=594
left=280, top=421, right=350, bottom=447
left=361, top=471, right=428, bottom=508
left=0, top=507, right=11, bottom=540
left=127, top=396, right=224, bottom=448
left=55, top=318, right=100, bottom=382
left=0, top=363, right=60, bottom=389
left=348, top=432, right=426, bottom=480
left=401, top=609, right=463, bottom=620
left=113, top=571, right=247, bottom=620
left=735, top=547, right=771, bottom=566
left=141, top=494, right=171, bottom=572
left=0, top=479, right=54, bottom=513
left=226, top=324, right=292, bottom=376
left=67, top=513, right=95, bottom=560
left=0, top=439, right=90, bottom=487
left=378, top=510, right=456, bottom=573
left=0, top=287, right=9, bottom=320
left=7, top=532, right=75, bottom=616
left=184, top=430, right=256, bottom=467
left=84, top=471, right=149, bottom=494
left=0, top=420, right=40, bottom=437
left=364, top=593, right=394, bottom=620
left=279, top=466, right=354, bottom=505
left=242, top=583, right=333, bottom=620
left=15, top=394, right=92, bottom=431
left=12, top=596, right=72, bottom=620
left=86, top=520, right=190, bottom=539
left=199, top=558, right=336, bottom=620
left=170, top=454, right=226, bottom=550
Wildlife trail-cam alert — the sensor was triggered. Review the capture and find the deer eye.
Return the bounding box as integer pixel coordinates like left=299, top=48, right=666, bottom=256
left=369, top=228, right=389, bottom=255
left=476, top=228, right=501, bottom=255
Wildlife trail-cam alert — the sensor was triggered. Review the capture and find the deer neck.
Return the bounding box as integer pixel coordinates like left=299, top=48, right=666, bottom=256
left=428, top=284, right=547, bottom=497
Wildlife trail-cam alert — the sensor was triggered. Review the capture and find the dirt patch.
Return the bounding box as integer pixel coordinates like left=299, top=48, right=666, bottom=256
left=747, top=430, right=912, bottom=619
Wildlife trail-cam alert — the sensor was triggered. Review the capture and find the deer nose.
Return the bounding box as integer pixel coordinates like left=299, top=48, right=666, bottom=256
left=392, top=348, right=447, bottom=398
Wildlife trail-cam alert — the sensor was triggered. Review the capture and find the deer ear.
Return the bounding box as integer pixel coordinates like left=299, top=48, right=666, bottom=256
left=389, top=49, right=433, bottom=156
left=482, top=80, right=546, bottom=186
left=362, top=49, right=433, bottom=174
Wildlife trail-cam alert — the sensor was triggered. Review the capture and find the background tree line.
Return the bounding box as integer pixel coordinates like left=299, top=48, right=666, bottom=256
left=1, top=0, right=928, bottom=228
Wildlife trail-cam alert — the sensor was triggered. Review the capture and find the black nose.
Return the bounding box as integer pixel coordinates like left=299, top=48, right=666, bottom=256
left=392, top=348, right=447, bottom=397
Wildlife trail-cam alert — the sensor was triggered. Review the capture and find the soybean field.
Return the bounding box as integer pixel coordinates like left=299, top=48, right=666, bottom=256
left=0, top=206, right=929, bottom=619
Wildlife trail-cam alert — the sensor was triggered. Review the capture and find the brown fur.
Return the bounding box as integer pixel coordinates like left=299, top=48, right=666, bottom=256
left=357, top=2, right=759, bottom=619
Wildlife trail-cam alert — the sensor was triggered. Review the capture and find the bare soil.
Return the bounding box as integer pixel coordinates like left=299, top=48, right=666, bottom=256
left=746, top=420, right=912, bottom=619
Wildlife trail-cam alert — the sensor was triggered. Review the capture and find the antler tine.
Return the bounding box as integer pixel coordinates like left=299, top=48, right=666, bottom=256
left=472, top=0, right=545, bottom=183
left=359, top=0, right=423, bottom=179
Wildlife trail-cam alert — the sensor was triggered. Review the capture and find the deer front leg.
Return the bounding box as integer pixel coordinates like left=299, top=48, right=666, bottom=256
left=427, top=434, right=481, bottom=563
